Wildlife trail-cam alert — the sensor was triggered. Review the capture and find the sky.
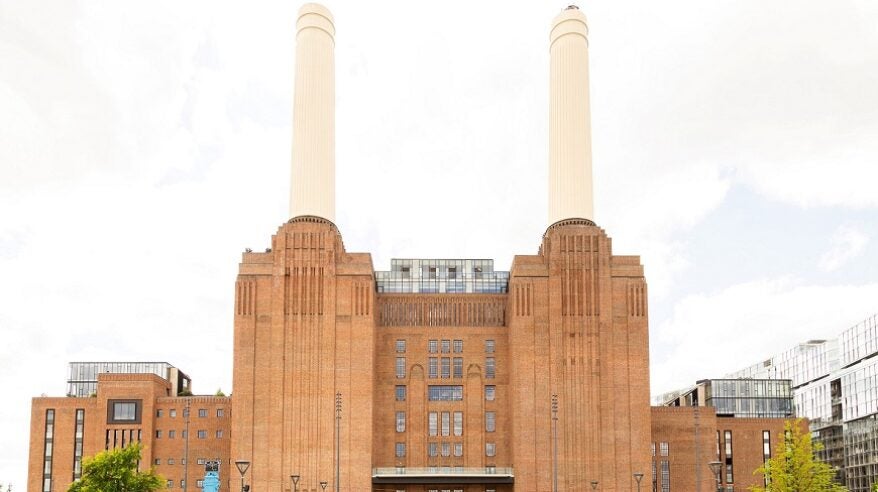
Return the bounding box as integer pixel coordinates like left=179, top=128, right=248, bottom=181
left=1, top=0, right=877, bottom=487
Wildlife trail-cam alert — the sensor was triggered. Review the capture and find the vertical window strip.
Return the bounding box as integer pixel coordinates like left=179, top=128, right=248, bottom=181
left=72, top=409, right=85, bottom=480
left=43, top=409, right=54, bottom=492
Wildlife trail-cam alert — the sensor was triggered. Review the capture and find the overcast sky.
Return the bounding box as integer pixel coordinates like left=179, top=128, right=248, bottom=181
left=2, top=0, right=877, bottom=487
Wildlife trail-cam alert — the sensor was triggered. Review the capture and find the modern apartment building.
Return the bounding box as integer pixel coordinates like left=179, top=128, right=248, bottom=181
left=726, top=312, right=878, bottom=492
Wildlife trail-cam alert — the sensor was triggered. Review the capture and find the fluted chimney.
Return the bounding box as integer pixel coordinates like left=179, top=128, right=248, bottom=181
left=290, top=3, right=335, bottom=221
left=548, top=5, right=594, bottom=225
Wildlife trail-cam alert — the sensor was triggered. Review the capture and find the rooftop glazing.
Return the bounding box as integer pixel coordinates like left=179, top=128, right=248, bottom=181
left=375, top=259, right=509, bottom=294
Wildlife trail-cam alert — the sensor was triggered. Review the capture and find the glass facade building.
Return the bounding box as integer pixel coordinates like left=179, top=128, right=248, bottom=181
left=67, top=362, right=191, bottom=397
left=723, top=312, right=878, bottom=492
left=375, top=259, right=509, bottom=294
left=660, top=379, right=794, bottom=419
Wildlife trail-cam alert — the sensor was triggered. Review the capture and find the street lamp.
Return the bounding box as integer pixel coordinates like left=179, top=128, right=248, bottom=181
left=290, top=474, right=300, bottom=492
left=590, top=480, right=599, bottom=490
left=633, top=472, right=644, bottom=492
left=320, top=481, right=328, bottom=490
left=234, top=460, right=250, bottom=492
left=708, top=461, right=722, bottom=492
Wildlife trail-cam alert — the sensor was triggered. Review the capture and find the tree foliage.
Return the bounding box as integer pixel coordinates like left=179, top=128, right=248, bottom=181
left=68, top=443, right=164, bottom=492
left=751, top=419, right=846, bottom=492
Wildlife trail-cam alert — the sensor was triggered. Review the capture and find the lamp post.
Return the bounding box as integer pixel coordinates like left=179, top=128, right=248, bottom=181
left=590, top=480, right=599, bottom=490
left=290, top=474, right=299, bottom=492
left=633, top=472, right=644, bottom=492
left=708, top=461, right=722, bottom=492
left=234, top=460, right=250, bottom=492
left=320, top=481, right=328, bottom=490
left=551, top=394, right=559, bottom=492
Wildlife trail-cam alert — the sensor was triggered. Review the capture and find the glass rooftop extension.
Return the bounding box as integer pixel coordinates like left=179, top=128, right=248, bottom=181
left=375, top=259, right=509, bottom=294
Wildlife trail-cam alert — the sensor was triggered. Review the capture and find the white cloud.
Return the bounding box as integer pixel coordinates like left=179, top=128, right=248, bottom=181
left=651, top=278, right=878, bottom=396
left=819, top=224, right=869, bottom=272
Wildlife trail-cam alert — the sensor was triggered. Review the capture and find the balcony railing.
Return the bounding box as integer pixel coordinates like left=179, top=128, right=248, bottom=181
left=372, top=467, right=514, bottom=484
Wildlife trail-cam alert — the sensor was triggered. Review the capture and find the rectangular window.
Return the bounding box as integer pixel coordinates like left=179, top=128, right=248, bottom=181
left=396, top=385, right=407, bottom=401
left=110, top=401, right=138, bottom=422
left=198, top=409, right=207, bottom=418
left=429, top=340, right=438, bottom=353
left=167, top=480, right=173, bottom=488
left=724, top=430, right=733, bottom=457
left=486, top=412, right=496, bottom=432
left=428, top=442, right=438, bottom=457
left=197, top=430, right=207, bottom=439
left=216, top=430, right=223, bottom=438
left=429, top=412, right=438, bottom=436
left=197, top=480, right=204, bottom=488
left=486, top=358, right=496, bottom=379
left=217, top=408, right=224, bottom=418
left=396, top=411, right=406, bottom=432
left=395, top=442, right=406, bottom=458
left=486, top=339, right=495, bottom=353
left=170, top=409, right=177, bottom=418
left=453, top=358, right=463, bottom=378
left=155, top=430, right=162, bottom=439
left=441, top=442, right=451, bottom=457
left=726, top=464, right=733, bottom=484
left=441, top=339, right=451, bottom=353
left=169, top=430, right=176, bottom=439
left=486, top=442, right=496, bottom=457
left=454, top=411, right=463, bottom=436
left=428, top=385, right=464, bottom=401
left=441, top=358, right=451, bottom=378
left=454, top=442, right=463, bottom=457
left=429, top=357, right=438, bottom=379
left=396, top=339, right=406, bottom=353
left=156, top=409, right=163, bottom=418
left=651, top=442, right=656, bottom=457
left=396, top=357, right=406, bottom=379
left=716, top=430, right=720, bottom=459
left=453, top=340, right=463, bottom=353
left=485, top=385, right=496, bottom=401
left=441, top=412, right=450, bottom=436
left=660, top=442, right=669, bottom=456
left=42, top=409, right=54, bottom=492
left=660, top=460, right=670, bottom=492
left=168, top=458, right=175, bottom=465
left=73, top=408, right=85, bottom=479
left=155, top=458, right=161, bottom=465
left=763, top=430, right=771, bottom=459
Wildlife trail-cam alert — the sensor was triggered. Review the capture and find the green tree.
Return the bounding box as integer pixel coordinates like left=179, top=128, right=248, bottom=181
left=751, top=419, right=846, bottom=492
left=68, top=443, right=164, bottom=492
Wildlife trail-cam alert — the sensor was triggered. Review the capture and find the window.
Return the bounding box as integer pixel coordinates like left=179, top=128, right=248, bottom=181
left=442, top=412, right=450, bottom=436
left=448, top=266, right=457, bottom=279
left=395, top=442, right=406, bottom=458
left=429, top=340, right=438, bottom=353
left=155, top=430, right=162, bottom=439
left=216, top=430, right=223, bottom=438
left=157, top=409, right=163, bottom=418
left=180, top=480, right=185, bottom=489
left=453, top=340, right=463, bottom=353
left=762, top=430, right=771, bottom=459
left=453, top=358, right=463, bottom=378
left=429, top=412, right=438, bottom=436
left=110, top=401, right=138, bottom=422
left=167, top=480, right=173, bottom=488
left=396, top=339, right=406, bottom=353
left=197, top=458, right=206, bottom=465
left=441, top=339, right=451, bottom=353
left=428, top=266, right=437, bottom=279
left=155, top=458, right=161, bottom=465
left=168, top=430, right=176, bottom=439
left=428, top=442, right=438, bottom=457
left=454, top=411, right=463, bottom=436
left=168, top=458, right=176, bottom=465
left=486, top=412, right=496, bottom=432
left=170, top=409, right=177, bottom=418
left=429, top=358, right=438, bottom=378
left=196, top=480, right=204, bottom=488
left=42, top=409, right=54, bottom=492
left=396, top=357, right=406, bottom=379
left=428, top=385, right=464, bottom=401
left=217, top=408, right=224, bottom=418
left=396, top=412, right=406, bottom=432
left=651, top=442, right=656, bottom=457
left=660, top=460, right=670, bottom=492
left=726, top=464, right=733, bottom=484
left=486, top=358, right=496, bottom=379
left=198, top=409, right=207, bottom=418
left=401, top=266, right=411, bottom=278
left=485, top=386, right=496, bottom=401
left=486, top=443, right=496, bottom=457
left=724, top=430, right=733, bottom=457
left=197, top=430, right=207, bottom=439
left=660, top=442, right=668, bottom=456
left=441, top=442, right=451, bottom=457
left=181, top=430, right=188, bottom=438
left=441, top=358, right=451, bottom=378
left=486, top=340, right=495, bottom=353
left=396, top=385, right=407, bottom=401
left=454, top=442, right=463, bottom=457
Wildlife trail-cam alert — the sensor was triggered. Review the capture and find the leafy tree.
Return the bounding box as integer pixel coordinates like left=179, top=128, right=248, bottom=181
left=215, top=388, right=226, bottom=397
left=68, top=443, right=164, bottom=492
left=751, top=419, right=846, bottom=492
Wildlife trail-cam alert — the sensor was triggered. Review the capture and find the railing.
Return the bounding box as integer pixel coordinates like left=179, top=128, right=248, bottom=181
left=372, top=467, right=513, bottom=477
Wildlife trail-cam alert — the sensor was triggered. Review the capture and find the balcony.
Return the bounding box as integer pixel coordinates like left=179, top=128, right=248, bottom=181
left=372, top=467, right=514, bottom=485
